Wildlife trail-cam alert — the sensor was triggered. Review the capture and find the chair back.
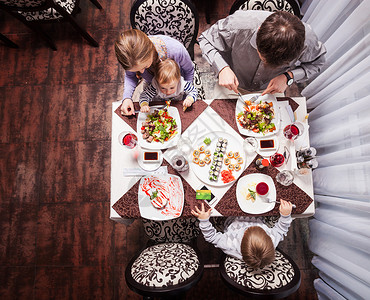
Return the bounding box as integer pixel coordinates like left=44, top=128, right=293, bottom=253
left=220, top=248, right=301, bottom=299
left=130, top=0, right=199, bottom=55
left=229, top=0, right=301, bottom=17
left=0, top=0, right=45, bottom=8
left=142, top=217, right=200, bottom=244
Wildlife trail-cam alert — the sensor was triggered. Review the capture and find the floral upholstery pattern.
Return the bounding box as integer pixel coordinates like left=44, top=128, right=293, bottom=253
left=142, top=217, right=200, bottom=243
left=0, top=0, right=77, bottom=21
left=132, top=0, right=196, bottom=49
left=193, top=62, right=205, bottom=100
left=131, top=243, right=200, bottom=287
left=238, top=0, right=294, bottom=14
left=224, top=250, right=295, bottom=289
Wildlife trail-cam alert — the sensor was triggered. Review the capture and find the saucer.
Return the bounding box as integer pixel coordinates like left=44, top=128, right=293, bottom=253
left=137, top=149, right=163, bottom=171
left=256, top=136, right=279, bottom=157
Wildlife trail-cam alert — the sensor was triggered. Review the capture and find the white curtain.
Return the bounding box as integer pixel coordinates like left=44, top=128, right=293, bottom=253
left=300, top=0, right=370, bottom=299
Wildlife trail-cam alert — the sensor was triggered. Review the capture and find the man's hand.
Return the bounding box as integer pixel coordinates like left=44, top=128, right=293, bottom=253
left=120, top=98, right=135, bottom=116
left=262, top=74, right=288, bottom=95
left=218, top=66, right=239, bottom=94
left=279, top=199, right=293, bottom=216
left=191, top=203, right=212, bottom=220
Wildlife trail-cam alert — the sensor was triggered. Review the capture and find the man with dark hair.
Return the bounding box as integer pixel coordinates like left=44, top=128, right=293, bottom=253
left=199, top=11, right=326, bottom=95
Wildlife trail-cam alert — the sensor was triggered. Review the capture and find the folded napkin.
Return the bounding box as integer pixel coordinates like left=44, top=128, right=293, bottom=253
left=122, top=166, right=168, bottom=177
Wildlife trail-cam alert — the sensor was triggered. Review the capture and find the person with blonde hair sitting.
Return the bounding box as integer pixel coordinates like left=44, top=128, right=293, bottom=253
left=191, top=200, right=293, bottom=269
left=139, top=58, right=197, bottom=112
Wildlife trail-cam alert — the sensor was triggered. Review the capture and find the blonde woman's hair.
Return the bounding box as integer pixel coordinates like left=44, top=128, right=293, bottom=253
left=241, top=226, right=275, bottom=269
left=114, top=29, right=159, bottom=70
left=155, top=59, right=181, bottom=85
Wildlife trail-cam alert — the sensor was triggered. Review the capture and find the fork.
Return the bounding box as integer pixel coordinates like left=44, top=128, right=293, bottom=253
left=267, top=198, right=297, bottom=208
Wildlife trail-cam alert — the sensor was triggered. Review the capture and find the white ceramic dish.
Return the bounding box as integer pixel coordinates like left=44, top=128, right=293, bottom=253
left=255, top=136, right=279, bottom=157
left=236, top=173, right=276, bottom=214
left=235, top=93, right=280, bottom=137
left=137, top=148, right=163, bottom=171
left=137, top=106, right=181, bottom=150
left=138, top=174, right=184, bottom=220
left=190, top=131, right=246, bottom=187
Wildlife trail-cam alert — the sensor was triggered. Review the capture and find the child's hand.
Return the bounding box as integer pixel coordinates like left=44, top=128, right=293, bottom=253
left=191, top=203, right=212, bottom=220
left=140, top=105, right=150, bottom=113
left=279, top=199, right=293, bottom=216
left=183, top=96, right=194, bottom=108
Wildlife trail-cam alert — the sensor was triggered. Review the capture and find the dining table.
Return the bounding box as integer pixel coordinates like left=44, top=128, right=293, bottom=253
left=110, top=95, right=315, bottom=223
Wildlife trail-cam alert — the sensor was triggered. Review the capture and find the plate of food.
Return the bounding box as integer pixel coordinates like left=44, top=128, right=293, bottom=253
left=190, top=131, right=246, bottom=186
left=137, top=107, right=181, bottom=150
left=236, top=174, right=276, bottom=214
left=235, top=93, right=280, bottom=137
left=138, top=174, right=184, bottom=220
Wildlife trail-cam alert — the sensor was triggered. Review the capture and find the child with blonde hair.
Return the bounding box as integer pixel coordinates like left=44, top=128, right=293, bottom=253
left=139, top=58, right=197, bottom=112
left=191, top=200, right=293, bottom=269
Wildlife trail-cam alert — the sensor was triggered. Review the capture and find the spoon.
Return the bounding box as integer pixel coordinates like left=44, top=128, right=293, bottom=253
left=266, top=198, right=296, bottom=208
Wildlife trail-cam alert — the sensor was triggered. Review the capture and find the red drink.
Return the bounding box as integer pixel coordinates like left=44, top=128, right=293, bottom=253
left=122, top=133, right=137, bottom=149
left=270, top=153, right=285, bottom=167
left=283, top=124, right=300, bottom=140
left=256, top=182, right=269, bottom=196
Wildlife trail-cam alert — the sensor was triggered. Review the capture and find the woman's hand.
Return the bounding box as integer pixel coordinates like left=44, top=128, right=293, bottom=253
left=120, top=98, right=135, bottom=116
left=140, top=105, right=150, bottom=113
left=279, top=199, right=293, bottom=216
left=191, top=203, right=212, bottom=220
left=218, top=66, right=239, bottom=94
left=262, top=74, right=288, bottom=95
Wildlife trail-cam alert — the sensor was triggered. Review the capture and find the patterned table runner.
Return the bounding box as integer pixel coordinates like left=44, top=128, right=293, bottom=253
left=112, top=160, right=211, bottom=218
left=114, top=100, right=208, bottom=133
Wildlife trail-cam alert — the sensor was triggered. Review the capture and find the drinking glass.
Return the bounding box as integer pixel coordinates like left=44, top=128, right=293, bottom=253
left=171, top=154, right=189, bottom=172
left=270, top=153, right=285, bottom=167
left=276, top=170, right=294, bottom=186
left=177, top=135, right=193, bottom=157
left=283, top=122, right=304, bottom=140
left=118, top=131, right=138, bottom=149
left=243, top=137, right=257, bottom=154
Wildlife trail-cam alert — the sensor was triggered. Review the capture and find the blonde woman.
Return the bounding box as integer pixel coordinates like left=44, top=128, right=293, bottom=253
left=115, top=29, right=194, bottom=116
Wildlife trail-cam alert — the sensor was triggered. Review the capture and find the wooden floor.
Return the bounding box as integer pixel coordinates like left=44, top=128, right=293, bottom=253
left=0, top=1, right=317, bottom=299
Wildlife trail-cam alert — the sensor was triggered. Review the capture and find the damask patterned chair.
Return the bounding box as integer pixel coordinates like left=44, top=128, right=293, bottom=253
left=219, top=248, right=301, bottom=299
left=130, top=0, right=206, bottom=100
left=0, top=0, right=100, bottom=50
left=125, top=217, right=204, bottom=299
left=229, top=0, right=301, bottom=18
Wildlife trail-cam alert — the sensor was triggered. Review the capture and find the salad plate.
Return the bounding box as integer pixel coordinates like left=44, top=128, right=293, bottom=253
left=138, top=174, right=184, bottom=220
left=190, top=131, right=246, bottom=187
left=236, top=174, right=276, bottom=214
left=137, top=106, right=181, bottom=150
left=235, top=93, right=280, bottom=137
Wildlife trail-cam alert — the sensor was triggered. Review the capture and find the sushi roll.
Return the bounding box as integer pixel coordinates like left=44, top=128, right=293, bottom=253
left=227, top=151, right=234, bottom=158
left=215, top=147, right=221, bottom=152
left=223, top=138, right=228, bottom=144
left=192, top=157, right=200, bottom=164
left=233, top=152, right=240, bottom=159
left=199, top=145, right=205, bottom=153
left=204, top=156, right=211, bottom=164
left=221, top=147, right=226, bottom=153
left=228, top=164, right=235, bottom=171
left=199, top=160, right=205, bottom=167
left=216, top=166, right=221, bottom=171
left=217, top=161, right=222, bottom=167
left=237, top=157, right=243, bottom=164
left=205, top=149, right=211, bottom=156
left=216, top=142, right=222, bottom=147
left=234, top=164, right=241, bottom=171
left=212, top=160, right=217, bottom=166
left=193, top=150, right=200, bottom=157
left=209, top=170, right=214, bottom=175
left=218, top=137, right=223, bottom=143
left=210, top=165, right=215, bottom=170
left=218, top=152, right=224, bottom=158
left=217, top=157, right=223, bottom=162
left=224, top=158, right=231, bottom=165
left=213, top=175, right=218, bottom=181
left=214, top=171, right=219, bottom=176
left=209, top=175, right=214, bottom=181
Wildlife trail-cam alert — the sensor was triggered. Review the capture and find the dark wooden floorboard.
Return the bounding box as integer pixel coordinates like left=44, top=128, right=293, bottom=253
left=0, top=1, right=317, bottom=299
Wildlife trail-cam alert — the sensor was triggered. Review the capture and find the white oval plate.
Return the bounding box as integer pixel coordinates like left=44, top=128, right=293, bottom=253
left=236, top=174, right=276, bottom=214
left=190, top=131, right=246, bottom=187
left=137, top=106, right=181, bottom=150
left=138, top=174, right=184, bottom=220
left=235, top=93, right=280, bottom=137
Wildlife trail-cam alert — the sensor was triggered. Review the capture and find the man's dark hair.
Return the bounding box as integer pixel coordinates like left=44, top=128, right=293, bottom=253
left=256, top=11, right=305, bottom=67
